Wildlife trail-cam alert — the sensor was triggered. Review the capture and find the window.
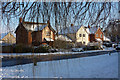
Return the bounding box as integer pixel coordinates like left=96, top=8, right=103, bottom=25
left=79, top=42, right=82, bottom=44
left=96, top=34, right=98, bottom=37
left=83, top=34, right=85, bottom=37
left=83, top=42, right=85, bottom=44
left=46, top=31, right=50, bottom=36
left=79, top=34, right=81, bottom=37
left=101, top=34, right=102, bottom=38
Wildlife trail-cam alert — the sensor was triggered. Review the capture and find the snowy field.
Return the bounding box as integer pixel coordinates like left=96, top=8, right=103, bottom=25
left=0, top=52, right=118, bottom=78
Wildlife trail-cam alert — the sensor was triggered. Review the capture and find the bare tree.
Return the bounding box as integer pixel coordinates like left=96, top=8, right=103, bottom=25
left=1, top=2, right=117, bottom=33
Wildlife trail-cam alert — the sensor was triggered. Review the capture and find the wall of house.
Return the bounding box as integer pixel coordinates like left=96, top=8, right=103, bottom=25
left=89, top=34, right=95, bottom=42
left=16, top=26, right=29, bottom=45
left=28, top=31, right=32, bottom=45
left=76, top=26, right=89, bottom=45
left=42, top=26, right=55, bottom=42
left=95, top=28, right=104, bottom=41
left=2, top=33, right=16, bottom=44
left=32, top=31, right=42, bottom=43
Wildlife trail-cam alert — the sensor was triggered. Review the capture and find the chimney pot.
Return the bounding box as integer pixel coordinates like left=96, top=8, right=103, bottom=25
left=88, top=25, right=91, bottom=28
left=19, top=17, right=22, bottom=23
left=47, top=20, right=50, bottom=24
left=71, top=24, right=74, bottom=26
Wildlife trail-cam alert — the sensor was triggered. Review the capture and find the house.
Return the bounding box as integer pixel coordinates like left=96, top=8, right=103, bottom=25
left=59, top=24, right=105, bottom=46
left=59, top=24, right=89, bottom=45
left=0, top=32, right=16, bottom=45
left=15, top=18, right=56, bottom=46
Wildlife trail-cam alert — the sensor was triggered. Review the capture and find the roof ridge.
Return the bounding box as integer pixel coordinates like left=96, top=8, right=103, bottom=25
left=23, top=21, right=47, bottom=25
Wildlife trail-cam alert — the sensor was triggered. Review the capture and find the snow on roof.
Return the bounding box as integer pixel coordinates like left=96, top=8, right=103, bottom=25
left=89, top=27, right=98, bottom=34
left=22, top=22, right=56, bottom=33
left=96, top=38, right=102, bottom=42
left=23, top=22, right=48, bottom=31
left=34, top=25, right=47, bottom=31
left=59, top=25, right=81, bottom=34
left=85, top=28, right=90, bottom=34
left=56, top=35, right=73, bottom=42
left=23, top=23, right=47, bottom=31
left=44, top=38, right=54, bottom=41
left=103, top=36, right=111, bottom=41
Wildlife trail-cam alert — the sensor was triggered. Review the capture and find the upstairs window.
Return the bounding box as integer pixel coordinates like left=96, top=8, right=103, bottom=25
left=96, top=34, right=98, bottom=37
left=46, top=31, right=50, bottom=36
left=79, top=34, right=81, bottom=37
left=83, top=34, right=85, bottom=37
left=101, top=34, right=102, bottom=38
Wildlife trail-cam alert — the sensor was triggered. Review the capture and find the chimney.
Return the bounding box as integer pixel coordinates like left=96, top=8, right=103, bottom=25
left=88, top=24, right=91, bottom=28
left=71, top=24, right=74, bottom=27
left=47, top=20, right=50, bottom=25
left=19, top=17, right=23, bottom=23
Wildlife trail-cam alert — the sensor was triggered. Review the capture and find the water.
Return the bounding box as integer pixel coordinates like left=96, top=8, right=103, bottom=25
left=0, top=52, right=118, bottom=78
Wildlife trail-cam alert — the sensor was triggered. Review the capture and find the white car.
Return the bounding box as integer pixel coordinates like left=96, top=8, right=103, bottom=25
left=116, top=44, right=120, bottom=50
left=112, top=43, right=118, bottom=48
left=100, top=45, right=106, bottom=49
left=72, top=48, right=84, bottom=52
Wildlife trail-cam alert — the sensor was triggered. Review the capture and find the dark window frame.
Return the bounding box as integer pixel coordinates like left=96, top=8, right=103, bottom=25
left=83, top=34, right=85, bottom=37
left=79, top=34, right=82, bottom=37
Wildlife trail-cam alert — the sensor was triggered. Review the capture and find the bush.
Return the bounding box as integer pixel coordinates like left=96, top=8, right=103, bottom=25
left=83, top=46, right=99, bottom=51
left=53, top=40, right=74, bottom=49
left=13, top=44, right=33, bottom=53
left=2, top=45, right=13, bottom=53
left=34, top=46, right=49, bottom=53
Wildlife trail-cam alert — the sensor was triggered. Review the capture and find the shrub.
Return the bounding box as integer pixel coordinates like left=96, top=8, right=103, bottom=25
left=34, top=46, right=49, bottom=53
left=2, top=45, right=13, bottom=53
left=13, top=44, right=33, bottom=53
left=83, top=46, right=99, bottom=51
left=53, top=40, right=74, bottom=49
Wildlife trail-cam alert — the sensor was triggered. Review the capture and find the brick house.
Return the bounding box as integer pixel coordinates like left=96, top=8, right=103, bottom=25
left=88, top=26, right=104, bottom=42
left=15, top=18, right=56, bottom=46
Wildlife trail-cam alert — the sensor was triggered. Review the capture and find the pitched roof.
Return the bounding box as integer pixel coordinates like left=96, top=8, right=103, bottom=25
left=22, top=22, right=47, bottom=31
left=0, top=32, right=16, bottom=40
left=16, top=21, right=56, bottom=33
left=85, top=26, right=99, bottom=34
left=59, top=25, right=81, bottom=34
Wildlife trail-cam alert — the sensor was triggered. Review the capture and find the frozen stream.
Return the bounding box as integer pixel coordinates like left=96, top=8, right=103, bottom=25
left=0, top=52, right=118, bottom=78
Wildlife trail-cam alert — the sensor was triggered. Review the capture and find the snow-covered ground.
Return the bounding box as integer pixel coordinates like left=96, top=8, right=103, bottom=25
left=0, top=52, right=118, bottom=78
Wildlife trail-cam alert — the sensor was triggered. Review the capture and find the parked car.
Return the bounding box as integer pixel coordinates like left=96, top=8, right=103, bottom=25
left=100, top=45, right=106, bottom=50
left=116, top=44, right=120, bottom=50
left=116, top=46, right=120, bottom=50
left=72, top=48, right=84, bottom=52
left=49, top=48, right=58, bottom=52
left=103, top=41, right=112, bottom=47
left=112, top=43, right=118, bottom=48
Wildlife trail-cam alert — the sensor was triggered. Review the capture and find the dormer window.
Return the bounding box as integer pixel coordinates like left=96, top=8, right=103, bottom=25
left=46, top=31, right=50, bottom=36
left=96, top=34, right=98, bottom=37
left=101, top=34, right=102, bottom=38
